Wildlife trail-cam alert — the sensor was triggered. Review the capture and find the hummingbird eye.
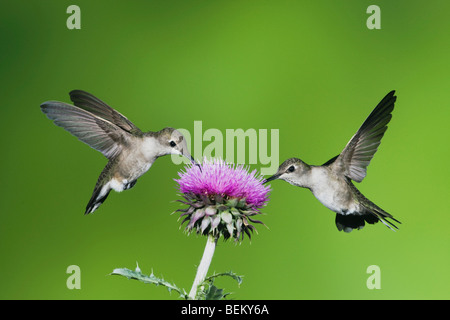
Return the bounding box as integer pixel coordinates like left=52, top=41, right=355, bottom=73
left=169, top=141, right=176, bottom=147
left=288, top=165, right=295, bottom=172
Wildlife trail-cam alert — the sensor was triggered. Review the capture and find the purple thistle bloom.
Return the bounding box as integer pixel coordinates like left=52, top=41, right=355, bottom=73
left=176, top=158, right=270, bottom=208
left=174, top=158, right=271, bottom=241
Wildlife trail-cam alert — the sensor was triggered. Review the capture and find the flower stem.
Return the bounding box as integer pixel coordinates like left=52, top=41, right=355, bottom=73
left=188, top=234, right=218, bottom=299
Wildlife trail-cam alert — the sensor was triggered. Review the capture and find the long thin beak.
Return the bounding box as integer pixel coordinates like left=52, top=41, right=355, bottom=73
left=194, top=159, right=202, bottom=171
left=263, top=174, right=280, bottom=184
left=189, top=155, right=197, bottom=165
left=180, top=148, right=196, bottom=164
left=191, top=156, right=202, bottom=172
left=182, top=150, right=201, bottom=171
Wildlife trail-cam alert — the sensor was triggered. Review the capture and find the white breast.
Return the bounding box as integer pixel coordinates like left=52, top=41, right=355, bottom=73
left=309, top=167, right=358, bottom=214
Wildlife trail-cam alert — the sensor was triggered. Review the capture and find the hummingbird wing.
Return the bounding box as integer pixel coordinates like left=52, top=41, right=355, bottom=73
left=331, top=91, right=396, bottom=182
left=69, top=90, right=143, bottom=136
left=41, top=101, right=133, bottom=159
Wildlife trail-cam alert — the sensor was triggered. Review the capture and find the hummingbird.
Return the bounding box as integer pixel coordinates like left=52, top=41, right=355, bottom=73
left=265, top=91, right=401, bottom=232
left=41, top=90, right=195, bottom=214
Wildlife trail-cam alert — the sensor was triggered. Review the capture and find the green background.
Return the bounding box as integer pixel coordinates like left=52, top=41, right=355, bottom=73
left=1, top=0, right=449, bottom=299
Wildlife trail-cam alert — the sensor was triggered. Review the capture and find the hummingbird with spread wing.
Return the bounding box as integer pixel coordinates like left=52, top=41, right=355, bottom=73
left=265, top=91, right=401, bottom=232
left=41, top=90, right=195, bottom=214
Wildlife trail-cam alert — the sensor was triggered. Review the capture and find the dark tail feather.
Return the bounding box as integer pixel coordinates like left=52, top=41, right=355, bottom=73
left=335, top=211, right=400, bottom=233
left=371, top=209, right=401, bottom=231
left=336, top=213, right=371, bottom=232
left=85, top=186, right=110, bottom=214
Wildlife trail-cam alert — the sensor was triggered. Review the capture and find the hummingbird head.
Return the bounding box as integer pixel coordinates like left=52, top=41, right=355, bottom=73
left=157, top=127, right=197, bottom=165
left=263, top=158, right=310, bottom=186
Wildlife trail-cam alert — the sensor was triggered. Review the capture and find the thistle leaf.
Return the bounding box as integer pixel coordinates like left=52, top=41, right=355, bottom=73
left=111, top=266, right=188, bottom=299
left=204, top=271, right=243, bottom=287
left=205, top=285, right=225, bottom=300
left=196, top=271, right=243, bottom=300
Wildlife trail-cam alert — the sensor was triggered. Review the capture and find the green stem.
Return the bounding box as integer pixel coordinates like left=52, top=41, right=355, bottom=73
left=188, top=235, right=218, bottom=299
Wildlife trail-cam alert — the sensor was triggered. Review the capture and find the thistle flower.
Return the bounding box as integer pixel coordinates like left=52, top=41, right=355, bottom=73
left=175, top=158, right=270, bottom=242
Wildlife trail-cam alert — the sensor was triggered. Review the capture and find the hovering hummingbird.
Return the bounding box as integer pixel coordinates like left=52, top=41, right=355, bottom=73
left=265, top=91, right=400, bottom=232
left=41, top=90, right=195, bottom=214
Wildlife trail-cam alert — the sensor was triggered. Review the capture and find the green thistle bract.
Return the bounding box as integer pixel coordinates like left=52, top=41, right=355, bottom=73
left=175, top=158, right=271, bottom=241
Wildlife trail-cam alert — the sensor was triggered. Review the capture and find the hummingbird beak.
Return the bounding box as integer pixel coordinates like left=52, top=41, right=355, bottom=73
left=263, top=173, right=280, bottom=184
left=190, top=155, right=202, bottom=170
left=181, top=149, right=201, bottom=170
left=189, top=156, right=203, bottom=172
left=184, top=153, right=197, bottom=165
left=194, top=160, right=202, bottom=172
left=189, top=156, right=202, bottom=172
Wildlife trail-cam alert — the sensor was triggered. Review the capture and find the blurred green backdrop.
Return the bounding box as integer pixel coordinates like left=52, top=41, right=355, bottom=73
left=0, top=0, right=449, bottom=299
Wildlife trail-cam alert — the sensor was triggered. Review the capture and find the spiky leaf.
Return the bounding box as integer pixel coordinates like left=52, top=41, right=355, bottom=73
left=111, top=265, right=188, bottom=299
left=205, top=285, right=226, bottom=300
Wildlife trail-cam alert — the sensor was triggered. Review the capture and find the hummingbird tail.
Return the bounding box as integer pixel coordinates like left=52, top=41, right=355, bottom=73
left=340, top=180, right=401, bottom=232
left=335, top=213, right=378, bottom=233
left=335, top=210, right=400, bottom=233
left=369, top=209, right=401, bottom=231
left=85, top=185, right=111, bottom=214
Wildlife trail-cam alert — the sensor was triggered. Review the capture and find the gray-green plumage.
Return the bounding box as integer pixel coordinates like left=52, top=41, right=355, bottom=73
left=41, top=90, right=195, bottom=214
left=265, top=91, right=400, bottom=232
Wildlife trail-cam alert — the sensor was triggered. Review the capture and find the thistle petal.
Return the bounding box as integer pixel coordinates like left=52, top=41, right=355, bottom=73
left=226, top=223, right=234, bottom=237
left=214, top=194, right=224, bottom=204
left=179, top=206, right=195, bottom=217
left=226, top=198, right=238, bottom=208
left=247, top=217, right=265, bottom=225
left=237, top=198, right=247, bottom=208
left=230, top=207, right=240, bottom=216
left=191, top=201, right=205, bottom=209
left=244, top=227, right=252, bottom=240
left=217, top=205, right=228, bottom=212
left=236, top=219, right=242, bottom=237
left=201, top=217, right=211, bottom=234
left=211, top=215, right=221, bottom=230
left=221, top=211, right=233, bottom=224
left=188, top=208, right=205, bottom=227
left=205, top=206, right=217, bottom=216
left=175, top=158, right=270, bottom=208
